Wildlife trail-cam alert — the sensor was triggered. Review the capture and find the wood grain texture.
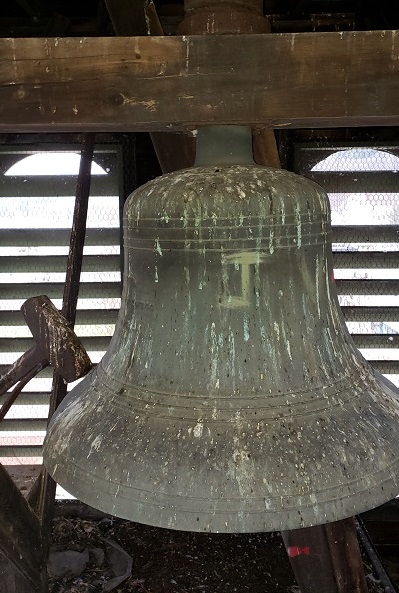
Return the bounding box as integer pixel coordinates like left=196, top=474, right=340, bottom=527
left=0, top=463, right=45, bottom=591
left=0, top=31, right=399, bottom=131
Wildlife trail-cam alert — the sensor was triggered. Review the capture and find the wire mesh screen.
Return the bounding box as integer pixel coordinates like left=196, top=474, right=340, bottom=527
left=0, top=147, right=122, bottom=467
left=296, top=144, right=399, bottom=385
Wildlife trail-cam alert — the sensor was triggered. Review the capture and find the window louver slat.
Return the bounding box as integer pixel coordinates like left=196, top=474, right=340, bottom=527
left=0, top=309, right=119, bottom=325
left=0, top=282, right=121, bottom=300
left=2, top=393, right=50, bottom=407
left=369, top=361, right=399, bottom=374
left=0, top=255, right=120, bottom=274
left=0, top=228, right=120, bottom=247
left=1, top=176, right=116, bottom=197
left=0, top=446, right=42, bottom=458
left=0, top=366, right=56, bottom=378
left=333, top=226, right=399, bottom=243
left=333, top=252, right=399, bottom=268
left=307, top=171, right=399, bottom=193
left=342, top=307, right=399, bottom=322
left=1, top=420, right=47, bottom=431
left=336, top=279, right=399, bottom=295
left=351, top=334, right=399, bottom=348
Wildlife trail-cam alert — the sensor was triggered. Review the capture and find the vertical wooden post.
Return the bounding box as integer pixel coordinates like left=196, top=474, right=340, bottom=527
left=178, top=0, right=280, bottom=169
left=282, top=525, right=338, bottom=593
left=0, top=463, right=46, bottom=592
left=325, top=519, right=370, bottom=592
left=282, top=519, right=369, bottom=593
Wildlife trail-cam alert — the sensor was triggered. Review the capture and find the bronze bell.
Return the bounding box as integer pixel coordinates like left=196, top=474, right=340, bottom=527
left=43, top=126, right=399, bottom=533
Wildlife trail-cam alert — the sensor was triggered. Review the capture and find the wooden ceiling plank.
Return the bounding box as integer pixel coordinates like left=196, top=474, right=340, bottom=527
left=0, top=31, right=398, bottom=131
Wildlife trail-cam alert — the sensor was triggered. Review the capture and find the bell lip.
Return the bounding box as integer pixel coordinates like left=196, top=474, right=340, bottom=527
left=43, top=450, right=399, bottom=533
left=43, top=365, right=399, bottom=534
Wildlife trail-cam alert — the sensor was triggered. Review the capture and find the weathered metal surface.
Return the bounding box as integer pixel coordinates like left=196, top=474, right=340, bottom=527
left=44, top=126, right=399, bottom=533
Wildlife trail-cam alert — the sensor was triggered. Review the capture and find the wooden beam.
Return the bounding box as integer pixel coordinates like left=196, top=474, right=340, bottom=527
left=0, top=463, right=45, bottom=591
left=1, top=31, right=399, bottom=132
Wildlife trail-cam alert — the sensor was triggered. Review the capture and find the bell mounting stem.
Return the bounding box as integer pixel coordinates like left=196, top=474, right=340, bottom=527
left=194, top=125, right=255, bottom=167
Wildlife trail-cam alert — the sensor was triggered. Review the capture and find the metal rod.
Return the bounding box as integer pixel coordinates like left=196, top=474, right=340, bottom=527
left=0, top=362, right=45, bottom=422
left=37, top=132, right=95, bottom=575
left=356, top=517, right=398, bottom=593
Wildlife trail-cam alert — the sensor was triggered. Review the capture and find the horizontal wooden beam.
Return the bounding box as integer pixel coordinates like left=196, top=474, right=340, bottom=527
left=1, top=31, right=399, bottom=132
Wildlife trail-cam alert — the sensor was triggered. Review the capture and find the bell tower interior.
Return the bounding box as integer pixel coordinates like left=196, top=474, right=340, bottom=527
left=1, top=1, right=399, bottom=592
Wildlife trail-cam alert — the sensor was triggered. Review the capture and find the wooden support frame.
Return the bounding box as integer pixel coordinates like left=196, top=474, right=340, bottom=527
left=0, top=31, right=399, bottom=132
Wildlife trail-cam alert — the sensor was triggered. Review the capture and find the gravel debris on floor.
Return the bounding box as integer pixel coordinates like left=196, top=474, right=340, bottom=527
left=49, top=516, right=389, bottom=593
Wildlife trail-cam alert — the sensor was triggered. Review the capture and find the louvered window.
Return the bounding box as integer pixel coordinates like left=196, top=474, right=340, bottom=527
left=0, top=146, right=121, bottom=468
left=295, top=143, right=399, bottom=386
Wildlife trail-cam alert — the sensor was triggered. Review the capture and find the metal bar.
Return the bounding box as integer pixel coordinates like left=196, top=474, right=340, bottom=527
left=0, top=393, right=49, bottom=407
left=37, top=133, right=95, bottom=568
left=0, top=363, right=97, bottom=378
left=355, top=517, right=397, bottom=593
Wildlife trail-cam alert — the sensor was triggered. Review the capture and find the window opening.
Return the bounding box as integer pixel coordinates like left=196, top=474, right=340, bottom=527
left=5, top=152, right=108, bottom=176
left=0, top=149, right=121, bottom=474
left=297, top=144, right=399, bottom=386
